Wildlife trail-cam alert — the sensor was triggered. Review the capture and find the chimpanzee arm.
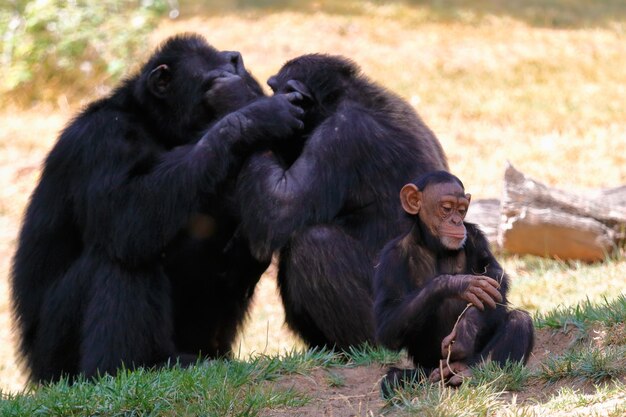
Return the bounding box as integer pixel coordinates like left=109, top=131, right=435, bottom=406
left=81, top=95, right=302, bottom=266
left=374, top=233, right=504, bottom=350
left=374, top=239, right=463, bottom=349
left=439, top=224, right=511, bottom=362
left=236, top=106, right=380, bottom=260
left=464, top=223, right=510, bottom=299
left=375, top=239, right=431, bottom=349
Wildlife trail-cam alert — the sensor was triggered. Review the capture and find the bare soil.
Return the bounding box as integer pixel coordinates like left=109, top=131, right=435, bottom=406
left=261, top=366, right=389, bottom=417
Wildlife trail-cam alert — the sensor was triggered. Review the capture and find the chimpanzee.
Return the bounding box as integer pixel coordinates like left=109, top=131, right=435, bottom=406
left=10, top=33, right=305, bottom=383
left=374, top=171, right=534, bottom=395
left=235, top=54, right=449, bottom=349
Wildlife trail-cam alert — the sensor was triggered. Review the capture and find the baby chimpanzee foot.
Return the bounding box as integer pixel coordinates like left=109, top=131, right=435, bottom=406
left=380, top=367, right=422, bottom=399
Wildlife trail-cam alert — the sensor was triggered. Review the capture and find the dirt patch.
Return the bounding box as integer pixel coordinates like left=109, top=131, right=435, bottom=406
left=589, top=322, right=626, bottom=349
left=507, top=326, right=583, bottom=404
left=526, top=325, right=583, bottom=370
left=261, top=366, right=389, bottom=417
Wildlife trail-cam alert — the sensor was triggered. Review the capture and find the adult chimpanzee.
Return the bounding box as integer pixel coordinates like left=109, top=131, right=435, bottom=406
left=10, top=33, right=305, bottom=383
left=374, top=171, right=534, bottom=394
left=235, top=54, right=449, bottom=350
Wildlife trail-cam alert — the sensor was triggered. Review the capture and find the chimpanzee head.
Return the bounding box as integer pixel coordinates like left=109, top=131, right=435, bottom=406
left=400, top=171, right=471, bottom=251
left=266, top=54, right=358, bottom=128
left=134, top=33, right=263, bottom=146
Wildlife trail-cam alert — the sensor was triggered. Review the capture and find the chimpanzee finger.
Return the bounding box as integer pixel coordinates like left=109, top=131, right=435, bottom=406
left=479, top=280, right=503, bottom=303
left=285, top=91, right=304, bottom=103
left=464, top=292, right=485, bottom=310
left=471, top=286, right=497, bottom=309
left=290, top=105, right=305, bottom=117
left=476, top=276, right=501, bottom=289
left=448, top=371, right=468, bottom=387
left=441, top=331, right=456, bottom=358
left=446, top=363, right=471, bottom=386
left=428, top=367, right=442, bottom=383
left=440, top=363, right=455, bottom=380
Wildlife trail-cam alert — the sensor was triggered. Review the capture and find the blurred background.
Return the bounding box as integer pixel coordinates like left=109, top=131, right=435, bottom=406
left=1, top=0, right=625, bottom=393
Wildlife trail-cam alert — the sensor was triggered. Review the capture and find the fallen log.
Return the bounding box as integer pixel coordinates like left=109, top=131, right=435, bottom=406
left=497, top=163, right=626, bottom=262
left=465, top=198, right=500, bottom=246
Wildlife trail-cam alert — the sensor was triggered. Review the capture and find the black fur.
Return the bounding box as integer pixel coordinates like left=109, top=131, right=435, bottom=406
left=374, top=190, right=534, bottom=393
left=10, top=33, right=304, bottom=382
left=236, top=54, right=449, bottom=349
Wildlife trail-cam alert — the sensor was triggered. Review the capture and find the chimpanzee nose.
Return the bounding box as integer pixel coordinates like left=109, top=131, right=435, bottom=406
left=223, top=51, right=244, bottom=75
left=228, top=51, right=241, bottom=65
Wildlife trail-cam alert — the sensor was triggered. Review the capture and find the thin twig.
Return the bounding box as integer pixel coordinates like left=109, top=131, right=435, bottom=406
left=444, top=302, right=472, bottom=378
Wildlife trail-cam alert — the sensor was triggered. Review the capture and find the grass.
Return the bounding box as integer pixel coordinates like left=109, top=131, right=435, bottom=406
left=504, top=256, right=626, bottom=317
left=380, top=294, right=626, bottom=415
left=0, top=0, right=625, bottom=414
left=535, top=295, right=626, bottom=331
left=0, top=359, right=310, bottom=417
left=0, top=297, right=625, bottom=415
left=100, top=1, right=626, bottom=200
left=495, top=382, right=626, bottom=417
left=471, top=360, right=531, bottom=392
left=343, top=343, right=403, bottom=367
left=387, top=377, right=504, bottom=417
left=252, top=346, right=342, bottom=374
left=0, top=346, right=394, bottom=416
left=539, top=346, right=626, bottom=384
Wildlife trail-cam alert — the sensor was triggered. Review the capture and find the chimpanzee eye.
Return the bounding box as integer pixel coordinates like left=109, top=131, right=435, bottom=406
left=441, top=205, right=452, bottom=216
left=458, top=208, right=467, bottom=217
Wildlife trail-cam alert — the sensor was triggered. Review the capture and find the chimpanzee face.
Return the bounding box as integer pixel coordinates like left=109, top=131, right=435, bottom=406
left=198, top=50, right=263, bottom=117
left=420, top=181, right=471, bottom=250
left=143, top=35, right=264, bottom=143
left=400, top=180, right=471, bottom=250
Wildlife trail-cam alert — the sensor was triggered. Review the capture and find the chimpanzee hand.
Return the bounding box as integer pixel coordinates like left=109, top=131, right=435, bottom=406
left=237, top=92, right=305, bottom=142
left=447, top=275, right=502, bottom=310
left=200, top=91, right=303, bottom=150
left=204, top=92, right=304, bottom=150
left=204, top=71, right=258, bottom=116
left=440, top=309, right=479, bottom=361
left=429, top=360, right=472, bottom=386
left=441, top=328, right=458, bottom=359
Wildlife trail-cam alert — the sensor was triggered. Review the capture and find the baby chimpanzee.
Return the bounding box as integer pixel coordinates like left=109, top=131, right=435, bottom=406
left=374, top=171, right=533, bottom=394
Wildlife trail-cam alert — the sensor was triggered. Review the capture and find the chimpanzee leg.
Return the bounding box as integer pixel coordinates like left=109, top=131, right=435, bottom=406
left=277, top=225, right=375, bottom=350
left=446, top=306, right=483, bottom=362
left=167, top=230, right=268, bottom=359
left=30, top=260, right=86, bottom=382
left=380, top=367, right=426, bottom=398
left=80, top=254, right=178, bottom=378
left=475, top=309, right=534, bottom=366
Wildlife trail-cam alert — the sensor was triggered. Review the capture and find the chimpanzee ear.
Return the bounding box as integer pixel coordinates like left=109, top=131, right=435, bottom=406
left=148, top=64, right=171, bottom=98
left=400, top=183, right=422, bottom=215
left=465, top=193, right=472, bottom=204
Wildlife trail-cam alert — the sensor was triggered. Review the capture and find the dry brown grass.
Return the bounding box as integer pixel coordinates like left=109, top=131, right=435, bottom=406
left=0, top=1, right=625, bottom=394
left=149, top=6, right=626, bottom=197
